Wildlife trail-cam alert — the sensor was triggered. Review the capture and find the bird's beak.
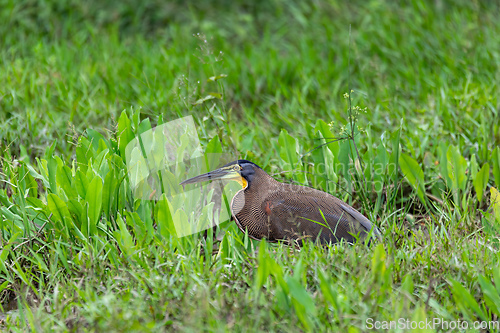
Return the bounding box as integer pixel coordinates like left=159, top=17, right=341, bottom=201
left=179, top=168, right=241, bottom=185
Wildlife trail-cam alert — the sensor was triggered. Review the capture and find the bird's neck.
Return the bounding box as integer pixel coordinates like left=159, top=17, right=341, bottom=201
left=244, top=167, right=275, bottom=192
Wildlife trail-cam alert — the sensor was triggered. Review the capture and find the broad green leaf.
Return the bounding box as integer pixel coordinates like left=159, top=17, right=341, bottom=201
left=493, top=147, right=500, bottom=187
left=309, top=147, right=326, bottom=189
left=92, top=148, right=110, bottom=178
left=81, top=202, right=89, bottom=237
left=74, top=170, right=89, bottom=199
left=286, top=275, right=316, bottom=330
left=388, top=127, right=401, bottom=182
left=316, top=122, right=339, bottom=181
left=171, top=207, right=189, bottom=238
left=491, top=187, right=500, bottom=223
left=410, top=306, right=434, bottom=333
left=278, top=129, right=305, bottom=183
left=292, top=255, right=305, bottom=282
left=114, top=213, right=135, bottom=257
left=217, top=233, right=230, bottom=263
left=318, top=269, right=339, bottom=310
left=19, top=163, right=38, bottom=198
left=176, top=133, right=192, bottom=163
left=46, top=155, right=58, bottom=195
left=286, top=275, right=316, bottom=312
left=399, top=153, right=426, bottom=204
left=44, top=141, right=56, bottom=161
left=205, top=135, right=223, bottom=154
left=75, top=136, right=92, bottom=173
left=478, top=275, right=500, bottom=316
left=205, top=136, right=223, bottom=171
left=322, top=145, right=337, bottom=185
left=311, top=120, right=340, bottom=190
left=279, top=129, right=299, bottom=168
left=371, top=243, right=387, bottom=282
left=373, top=140, right=388, bottom=194
left=401, top=274, right=414, bottom=295
left=86, top=128, right=108, bottom=151
left=85, top=176, right=103, bottom=235
left=126, top=211, right=147, bottom=244
left=271, top=264, right=287, bottom=294
left=47, top=194, right=71, bottom=223
left=0, top=281, right=10, bottom=296
left=494, top=269, right=500, bottom=295
left=0, top=232, right=20, bottom=273
left=96, top=138, right=109, bottom=155
left=66, top=199, right=83, bottom=227
left=54, top=240, right=69, bottom=271
left=136, top=200, right=154, bottom=245
left=446, top=145, right=467, bottom=191
left=0, top=206, right=24, bottom=231
left=26, top=162, right=49, bottom=189
left=138, top=118, right=152, bottom=136
left=117, top=111, right=135, bottom=159
left=473, top=163, right=490, bottom=202
left=150, top=125, right=167, bottom=171
left=338, top=140, right=351, bottom=188
left=102, top=167, right=116, bottom=219
left=155, top=195, right=177, bottom=241
left=362, top=149, right=372, bottom=187
left=438, top=141, right=452, bottom=189
left=197, top=202, right=215, bottom=236
left=470, top=154, right=478, bottom=181
left=47, top=194, right=70, bottom=238
left=26, top=197, right=45, bottom=211
left=449, top=278, right=488, bottom=321
left=255, top=239, right=270, bottom=290
left=314, top=119, right=340, bottom=158
left=56, top=164, right=77, bottom=199
left=132, top=107, right=141, bottom=130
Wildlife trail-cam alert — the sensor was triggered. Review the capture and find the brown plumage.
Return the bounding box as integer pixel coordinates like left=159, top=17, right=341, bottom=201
left=180, top=160, right=381, bottom=245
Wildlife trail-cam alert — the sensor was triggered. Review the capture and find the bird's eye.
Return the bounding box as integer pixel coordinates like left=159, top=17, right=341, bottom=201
left=233, top=165, right=241, bottom=171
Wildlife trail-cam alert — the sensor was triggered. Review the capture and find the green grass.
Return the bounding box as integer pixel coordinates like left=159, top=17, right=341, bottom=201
left=1, top=0, right=500, bottom=331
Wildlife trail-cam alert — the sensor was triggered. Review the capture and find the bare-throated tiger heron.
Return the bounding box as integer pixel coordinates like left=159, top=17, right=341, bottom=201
left=180, top=160, right=381, bottom=245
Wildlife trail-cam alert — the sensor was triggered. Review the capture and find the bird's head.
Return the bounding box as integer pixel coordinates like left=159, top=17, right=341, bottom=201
left=179, top=160, right=261, bottom=189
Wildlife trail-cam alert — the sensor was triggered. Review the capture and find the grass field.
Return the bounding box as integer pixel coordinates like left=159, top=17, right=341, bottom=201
left=1, top=0, right=500, bottom=331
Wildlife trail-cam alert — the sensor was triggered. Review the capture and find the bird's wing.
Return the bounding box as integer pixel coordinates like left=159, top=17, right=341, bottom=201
left=263, top=190, right=375, bottom=244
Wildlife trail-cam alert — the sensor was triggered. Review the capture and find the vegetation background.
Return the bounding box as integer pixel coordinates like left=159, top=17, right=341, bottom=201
left=1, top=0, right=500, bottom=331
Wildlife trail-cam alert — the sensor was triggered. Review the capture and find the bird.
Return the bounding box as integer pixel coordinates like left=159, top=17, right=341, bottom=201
left=180, top=159, right=381, bottom=245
